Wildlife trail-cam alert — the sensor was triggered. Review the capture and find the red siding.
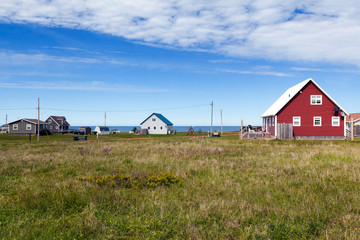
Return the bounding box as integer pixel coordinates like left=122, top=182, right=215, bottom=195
left=277, top=82, right=345, bottom=137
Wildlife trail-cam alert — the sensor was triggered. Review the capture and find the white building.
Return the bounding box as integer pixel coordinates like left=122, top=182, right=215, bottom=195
left=140, top=113, right=174, bottom=134
left=94, top=126, right=110, bottom=135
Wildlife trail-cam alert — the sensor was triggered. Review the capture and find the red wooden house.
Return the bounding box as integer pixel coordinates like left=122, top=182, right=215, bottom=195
left=261, top=78, right=348, bottom=140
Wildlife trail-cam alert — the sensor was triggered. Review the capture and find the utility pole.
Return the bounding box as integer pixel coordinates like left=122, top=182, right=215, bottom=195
left=105, top=112, right=106, bottom=126
left=220, top=110, right=223, bottom=135
left=210, top=101, right=213, bottom=134
left=5, top=114, right=7, bottom=124
left=37, top=97, right=40, bottom=142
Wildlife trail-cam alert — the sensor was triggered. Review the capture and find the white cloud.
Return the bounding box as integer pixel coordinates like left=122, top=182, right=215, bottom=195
left=1, top=0, right=360, bottom=65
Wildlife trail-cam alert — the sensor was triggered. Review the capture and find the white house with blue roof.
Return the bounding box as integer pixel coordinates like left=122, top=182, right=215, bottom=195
left=140, top=113, right=173, bottom=134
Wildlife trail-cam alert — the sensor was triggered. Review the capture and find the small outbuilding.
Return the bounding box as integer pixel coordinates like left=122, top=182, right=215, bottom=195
left=140, top=113, right=174, bottom=134
left=346, top=113, right=360, bottom=137
left=1, top=124, right=9, bottom=134
left=94, top=126, right=110, bottom=135
left=79, top=126, right=92, bottom=135
left=261, top=78, right=348, bottom=140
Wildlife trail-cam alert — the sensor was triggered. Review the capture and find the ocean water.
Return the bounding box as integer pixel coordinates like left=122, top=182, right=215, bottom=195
left=70, top=126, right=242, bottom=133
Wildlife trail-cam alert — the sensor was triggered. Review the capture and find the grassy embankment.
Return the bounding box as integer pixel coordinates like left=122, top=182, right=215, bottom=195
left=1, top=134, right=360, bottom=239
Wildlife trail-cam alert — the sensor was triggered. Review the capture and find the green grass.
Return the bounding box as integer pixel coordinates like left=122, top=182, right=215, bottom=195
left=1, top=134, right=360, bottom=239
left=0, top=131, right=214, bottom=144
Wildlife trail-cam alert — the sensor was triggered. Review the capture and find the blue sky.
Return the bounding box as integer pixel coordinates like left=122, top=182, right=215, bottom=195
left=0, top=1, right=359, bottom=126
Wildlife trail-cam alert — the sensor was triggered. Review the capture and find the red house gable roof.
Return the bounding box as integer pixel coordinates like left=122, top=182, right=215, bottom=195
left=262, top=78, right=348, bottom=118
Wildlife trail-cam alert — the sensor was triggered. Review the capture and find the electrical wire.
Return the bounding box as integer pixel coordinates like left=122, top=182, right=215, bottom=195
left=0, top=108, right=36, bottom=111
left=0, top=103, right=210, bottom=113
left=42, top=103, right=210, bottom=112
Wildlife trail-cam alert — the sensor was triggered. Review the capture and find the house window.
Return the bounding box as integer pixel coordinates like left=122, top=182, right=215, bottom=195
left=50, top=126, right=53, bottom=130
left=314, top=117, right=322, bottom=126
left=148, top=126, right=150, bottom=129
left=161, top=126, right=163, bottom=130
left=48, top=119, right=52, bottom=123
left=152, top=118, right=156, bottom=121
left=154, top=126, right=156, bottom=130
left=293, top=117, right=301, bottom=126
left=311, top=95, right=322, bottom=105
left=332, top=116, right=340, bottom=126
left=26, top=124, right=32, bottom=130
left=13, top=124, right=18, bottom=130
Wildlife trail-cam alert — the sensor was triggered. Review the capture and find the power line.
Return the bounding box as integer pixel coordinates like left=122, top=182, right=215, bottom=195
left=0, top=108, right=35, bottom=111
left=40, top=103, right=210, bottom=113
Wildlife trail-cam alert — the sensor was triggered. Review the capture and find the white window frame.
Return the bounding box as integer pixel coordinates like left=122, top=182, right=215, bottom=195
left=13, top=124, right=18, bottom=130
left=26, top=124, right=32, bottom=130
left=293, top=117, right=301, bottom=127
left=332, top=116, right=340, bottom=127
left=311, top=95, right=322, bottom=105
left=313, top=116, right=322, bottom=126
left=152, top=118, right=156, bottom=121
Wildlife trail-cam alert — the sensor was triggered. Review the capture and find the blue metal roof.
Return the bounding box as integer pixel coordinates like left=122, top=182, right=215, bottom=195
left=140, top=113, right=173, bottom=125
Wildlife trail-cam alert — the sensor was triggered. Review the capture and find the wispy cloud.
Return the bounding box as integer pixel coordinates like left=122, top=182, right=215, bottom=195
left=208, top=59, right=246, bottom=64
left=291, top=67, right=328, bottom=72
left=218, top=68, right=292, bottom=77
left=0, top=80, right=172, bottom=93
left=0, top=51, right=137, bottom=66
left=291, top=67, right=360, bottom=74
left=1, top=1, right=360, bottom=65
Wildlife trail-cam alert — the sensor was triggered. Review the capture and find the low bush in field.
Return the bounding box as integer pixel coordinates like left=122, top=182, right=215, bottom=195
left=39, top=129, right=52, bottom=136
left=78, top=172, right=183, bottom=189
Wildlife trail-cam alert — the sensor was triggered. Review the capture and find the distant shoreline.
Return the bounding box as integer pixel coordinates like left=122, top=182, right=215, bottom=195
left=69, top=126, right=249, bottom=132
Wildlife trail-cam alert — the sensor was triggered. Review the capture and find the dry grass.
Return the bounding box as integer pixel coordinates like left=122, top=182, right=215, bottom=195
left=0, top=137, right=360, bottom=239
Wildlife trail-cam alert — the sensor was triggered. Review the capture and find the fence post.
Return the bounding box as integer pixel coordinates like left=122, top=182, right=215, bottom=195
left=240, top=120, right=243, bottom=140
left=351, top=118, right=354, bottom=141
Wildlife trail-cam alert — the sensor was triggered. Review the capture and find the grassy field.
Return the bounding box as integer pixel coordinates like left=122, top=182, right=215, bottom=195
left=1, top=134, right=360, bottom=239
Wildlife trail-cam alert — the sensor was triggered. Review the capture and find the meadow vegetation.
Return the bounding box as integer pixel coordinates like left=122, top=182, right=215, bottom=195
left=1, top=134, right=360, bottom=239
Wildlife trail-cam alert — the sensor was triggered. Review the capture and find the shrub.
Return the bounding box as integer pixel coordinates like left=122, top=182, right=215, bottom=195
left=40, top=130, right=52, bottom=136
left=78, top=172, right=183, bottom=189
